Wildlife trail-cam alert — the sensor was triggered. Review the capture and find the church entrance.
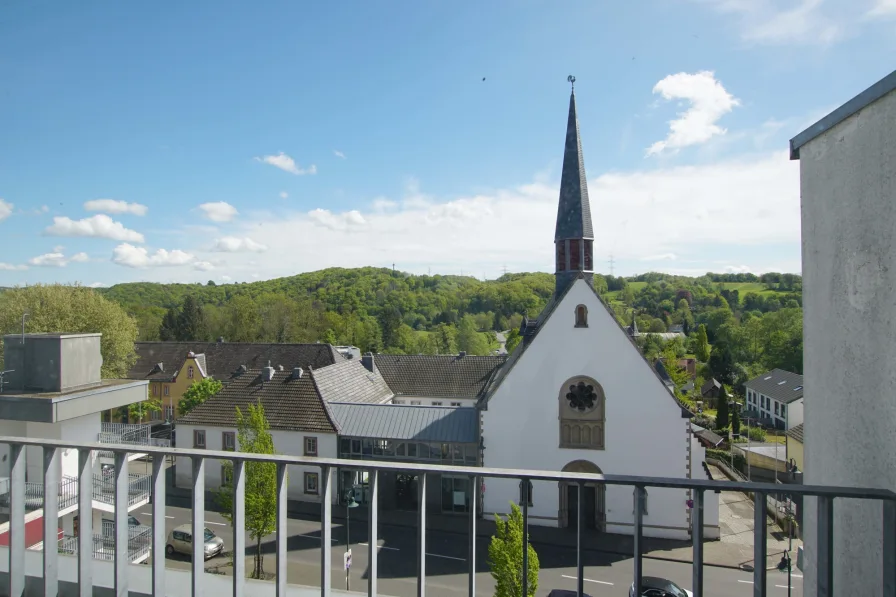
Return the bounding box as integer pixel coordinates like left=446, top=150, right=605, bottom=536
left=559, top=460, right=605, bottom=532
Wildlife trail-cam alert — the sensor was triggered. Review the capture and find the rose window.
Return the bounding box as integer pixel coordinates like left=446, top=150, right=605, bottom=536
left=566, top=381, right=597, bottom=412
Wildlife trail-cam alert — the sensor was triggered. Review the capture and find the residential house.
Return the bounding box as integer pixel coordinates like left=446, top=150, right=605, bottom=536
left=0, top=333, right=153, bottom=563
left=124, top=341, right=344, bottom=422
left=744, top=369, right=803, bottom=430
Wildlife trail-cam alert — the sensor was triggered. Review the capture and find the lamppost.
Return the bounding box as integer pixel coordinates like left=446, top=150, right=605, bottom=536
left=344, top=489, right=359, bottom=590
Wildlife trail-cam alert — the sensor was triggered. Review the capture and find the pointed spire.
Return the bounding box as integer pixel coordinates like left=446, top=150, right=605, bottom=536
left=554, top=77, right=595, bottom=296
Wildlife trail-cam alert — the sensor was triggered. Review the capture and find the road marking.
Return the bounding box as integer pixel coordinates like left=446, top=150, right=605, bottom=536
left=427, top=553, right=465, bottom=561
left=139, top=512, right=175, bottom=519
left=205, top=521, right=227, bottom=526
left=359, top=542, right=400, bottom=551
left=738, top=580, right=754, bottom=584
left=298, top=533, right=339, bottom=542
left=561, top=574, right=613, bottom=586
left=776, top=585, right=795, bottom=589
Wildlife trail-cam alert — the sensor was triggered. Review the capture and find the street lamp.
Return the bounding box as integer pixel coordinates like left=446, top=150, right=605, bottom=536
left=345, top=489, right=359, bottom=590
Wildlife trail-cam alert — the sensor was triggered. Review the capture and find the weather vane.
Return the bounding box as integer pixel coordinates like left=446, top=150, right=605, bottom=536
left=568, top=75, right=576, bottom=91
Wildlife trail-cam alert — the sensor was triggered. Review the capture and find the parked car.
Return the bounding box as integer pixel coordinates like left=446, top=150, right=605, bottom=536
left=629, top=577, right=693, bottom=597
left=165, top=524, right=224, bottom=560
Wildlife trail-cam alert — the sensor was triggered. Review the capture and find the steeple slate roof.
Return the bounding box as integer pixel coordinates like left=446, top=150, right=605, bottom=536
left=555, top=91, right=594, bottom=241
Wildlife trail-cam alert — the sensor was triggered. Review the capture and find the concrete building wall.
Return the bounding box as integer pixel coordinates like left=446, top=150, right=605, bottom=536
left=689, top=434, right=720, bottom=539
left=786, top=437, right=804, bottom=472
left=1, top=334, right=102, bottom=393
left=483, top=278, right=691, bottom=539
left=799, top=83, right=896, bottom=596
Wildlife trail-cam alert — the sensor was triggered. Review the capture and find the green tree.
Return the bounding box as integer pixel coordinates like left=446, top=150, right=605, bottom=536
left=661, top=345, right=690, bottom=388
left=504, top=329, right=522, bottom=354
left=488, top=502, right=539, bottom=597
left=217, top=402, right=278, bottom=579
left=731, top=403, right=741, bottom=437
left=159, top=306, right=179, bottom=341
left=457, top=314, right=490, bottom=355
left=178, top=377, right=223, bottom=417
left=128, top=398, right=162, bottom=424
left=434, top=323, right=458, bottom=354
left=177, top=295, right=206, bottom=341
left=708, top=342, right=736, bottom=386
left=716, top=390, right=730, bottom=429
left=0, top=284, right=138, bottom=378
left=694, top=324, right=710, bottom=362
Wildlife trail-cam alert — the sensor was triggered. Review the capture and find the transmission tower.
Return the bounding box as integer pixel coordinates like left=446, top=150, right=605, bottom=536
left=502, top=264, right=509, bottom=276
left=608, top=254, right=616, bottom=276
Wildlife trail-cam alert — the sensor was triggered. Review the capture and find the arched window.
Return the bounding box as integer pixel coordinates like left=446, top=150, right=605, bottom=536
left=575, top=305, right=588, bottom=327
left=188, top=366, right=194, bottom=379
left=559, top=377, right=606, bottom=450
left=519, top=480, right=534, bottom=507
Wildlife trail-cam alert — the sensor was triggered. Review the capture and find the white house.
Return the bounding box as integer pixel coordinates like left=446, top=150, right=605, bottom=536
left=0, top=333, right=152, bottom=561
left=478, top=87, right=712, bottom=540
left=744, top=369, right=803, bottom=430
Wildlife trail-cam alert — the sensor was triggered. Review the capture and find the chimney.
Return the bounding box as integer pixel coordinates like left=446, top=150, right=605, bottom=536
left=217, top=336, right=225, bottom=344
left=263, top=360, right=275, bottom=381
left=292, top=367, right=304, bottom=379
left=278, top=365, right=284, bottom=371
left=361, top=353, right=376, bottom=374
left=458, top=351, right=466, bottom=358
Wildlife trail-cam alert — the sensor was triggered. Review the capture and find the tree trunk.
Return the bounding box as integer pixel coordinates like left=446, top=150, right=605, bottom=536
left=256, top=536, right=264, bottom=578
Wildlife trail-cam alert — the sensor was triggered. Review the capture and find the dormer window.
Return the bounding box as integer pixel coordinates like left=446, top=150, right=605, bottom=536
left=575, top=305, right=588, bottom=328
left=188, top=366, right=194, bottom=379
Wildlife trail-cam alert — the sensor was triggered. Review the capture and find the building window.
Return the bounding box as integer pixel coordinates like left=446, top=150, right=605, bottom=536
left=774, top=402, right=779, bottom=415
left=559, top=377, right=606, bottom=450
left=556, top=242, right=567, bottom=272
left=304, top=437, right=318, bottom=456
left=410, top=400, right=422, bottom=405
left=194, top=430, right=206, bottom=449
left=394, top=400, right=404, bottom=404
left=450, top=402, right=462, bottom=407
left=188, top=366, right=194, bottom=379
left=519, top=480, right=534, bottom=507
left=152, top=384, right=158, bottom=396
left=781, top=404, right=786, bottom=418
left=164, top=405, right=174, bottom=421
left=432, top=401, right=443, bottom=406
left=305, top=472, right=319, bottom=495
left=223, top=432, right=235, bottom=451
left=575, top=304, right=588, bottom=327
left=583, top=240, right=593, bottom=270
left=569, top=239, right=581, bottom=270
left=164, top=385, right=169, bottom=396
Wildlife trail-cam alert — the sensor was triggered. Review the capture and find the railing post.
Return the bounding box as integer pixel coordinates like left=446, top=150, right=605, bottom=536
left=633, top=486, right=645, bottom=597
left=417, top=472, right=427, bottom=597
left=321, top=465, right=333, bottom=597
left=191, top=455, right=205, bottom=597
left=151, top=453, right=166, bottom=597
left=753, top=492, right=767, bottom=597
left=817, top=496, right=834, bottom=597
left=884, top=499, right=896, bottom=597
left=8, top=444, right=25, bottom=597
left=42, top=447, right=60, bottom=597
left=77, top=449, right=94, bottom=597
left=691, top=489, right=704, bottom=597
left=232, top=459, right=246, bottom=597
left=114, top=451, right=129, bottom=597
left=276, top=462, right=288, bottom=597
left=368, top=469, right=379, bottom=597
left=468, top=474, right=478, bottom=597
left=576, top=482, right=584, bottom=597
left=522, top=478, right=529, bottom=597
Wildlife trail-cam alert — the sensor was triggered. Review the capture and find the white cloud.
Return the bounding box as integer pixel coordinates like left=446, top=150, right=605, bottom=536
left=112, top=243, right=195, bottom=268
left=0, top=262, right=27, bottom=271
left=701, top=0, right=842, bottom=45
left=279, top=191, right=289, bottom=199
left=372, top=198, right=399, bottom=212
left=193, top=261, right=215, bottom=271
left=334, top=150, right=346, bottom=159
left=84, top=199, right=148, bottom=216
left=0, top=199, right=12, bottom=221
left=307, top=209, right=367, bottom=231
left=88, top=282, right=107, bottom=288
left=213, top=236, right=268, bottom=253
left=70, top=252, right=89, bottom=263
left=867, top=0, right=896, bottom=17
left=642, top=253, right=678, bottom=261
left=53, top=245, right=64, bottom=253
left=255, top=152, right=317, bottom=175
left=647, top=71, right=740, bottom=155
left=45, top=214, right=145, bottom=242
left=198, top=202, right=238, bottom=223
left=723, top=264, right=753, bottom=273
left=220, top=275, right=233, bottom=282
left=29, top=253, right=68, bottom=267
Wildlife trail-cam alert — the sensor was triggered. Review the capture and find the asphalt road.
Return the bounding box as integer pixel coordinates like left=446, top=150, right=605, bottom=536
left=142, top=505, right=802, bottom=597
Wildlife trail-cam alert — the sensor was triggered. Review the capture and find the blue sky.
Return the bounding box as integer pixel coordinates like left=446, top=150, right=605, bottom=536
left=1, top=0, right=894, bottom=287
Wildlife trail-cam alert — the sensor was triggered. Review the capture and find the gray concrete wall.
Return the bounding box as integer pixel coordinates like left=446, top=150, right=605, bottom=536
left=1, top=334, right=101, bottom=392
left=799, top=87, right=896, bottom=596
left=59, top=335, right=102, bottom=389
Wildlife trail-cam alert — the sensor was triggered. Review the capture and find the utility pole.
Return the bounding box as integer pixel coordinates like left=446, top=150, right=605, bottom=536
left=608, top=254, right=616, bottom=276
left=502, top=264, right=509, bottom=276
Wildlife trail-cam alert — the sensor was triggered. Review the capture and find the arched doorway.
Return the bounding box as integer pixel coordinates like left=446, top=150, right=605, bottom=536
left=559, top=460, right=606, bottom=532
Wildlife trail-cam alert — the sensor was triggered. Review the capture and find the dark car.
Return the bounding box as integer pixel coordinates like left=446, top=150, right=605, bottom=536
left=547, top=590, right=593, bottom=597
left=629, top=577, right=693, bottom=597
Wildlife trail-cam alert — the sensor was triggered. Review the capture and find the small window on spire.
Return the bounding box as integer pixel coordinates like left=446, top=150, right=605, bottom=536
left=569, top=239, right=581, bottom=270
left=556, top=242, right=567, bottom=272
left=575, top=305, right=588, bottom=328
left=584, top=240, right=593, bottom=270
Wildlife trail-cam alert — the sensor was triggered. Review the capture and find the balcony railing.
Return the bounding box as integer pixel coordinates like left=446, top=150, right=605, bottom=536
left=97, top=423, right=171, bottom=459
left=92, top=472, right=151, bottom=507
left=0, top=475, right=78, bottom=512
left=0, top=436, right=894, bottom=597
left=58, top=524, right=152, bottom=562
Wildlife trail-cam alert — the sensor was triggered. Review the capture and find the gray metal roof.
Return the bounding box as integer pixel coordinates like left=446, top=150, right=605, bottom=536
left=790, top=69, right=896, bottom=159
left=555, top=91, right=594, bottom=241
left=744, top=369, right=804, bottom=404
left=328, top=403, right=479, bottom=443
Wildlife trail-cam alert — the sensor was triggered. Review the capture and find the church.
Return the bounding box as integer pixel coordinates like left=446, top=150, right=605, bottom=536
left=478, top=84, right=708, bottom=540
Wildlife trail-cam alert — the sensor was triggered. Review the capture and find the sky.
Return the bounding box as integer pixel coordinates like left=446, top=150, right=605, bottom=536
left=1, top=0, right=894, bottom=287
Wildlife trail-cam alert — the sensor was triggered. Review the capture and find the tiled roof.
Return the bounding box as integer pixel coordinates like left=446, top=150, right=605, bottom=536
left=373, top=354, right=505, bottom=398
left=312, top=359, right=393, bottom=404
left=129, top=342, right=343, bottom=382
left=329, top=403, right=479, bottom=443
left=745, top=369, right=804, bottom=404
left=787, top=423, right=804, bottom=443
left=692, top=426, right=724, bottom=447
left=555, top=91, right=594, bottom=241
left=177, top=368, right=337, bottom=433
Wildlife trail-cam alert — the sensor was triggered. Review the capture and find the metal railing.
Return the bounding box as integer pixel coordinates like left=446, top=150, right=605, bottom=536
left=58, top=524, right=152, bottom=562
left=93, top=472, right=151, bottom=507
left=0, top=436, right=895, bottom=597
left=0, top=475, right=78, bottom=511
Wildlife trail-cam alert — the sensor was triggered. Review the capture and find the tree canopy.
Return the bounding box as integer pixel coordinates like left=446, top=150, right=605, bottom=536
left=178, top=377, right=223, bottom=417
left=488, top=502, right=540, bottom=597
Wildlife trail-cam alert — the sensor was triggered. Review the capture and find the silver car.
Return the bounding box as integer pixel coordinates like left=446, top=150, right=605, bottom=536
left=165, top=523, right=224, bottom=560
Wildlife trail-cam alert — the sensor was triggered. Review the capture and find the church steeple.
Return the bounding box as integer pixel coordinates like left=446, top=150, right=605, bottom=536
left=554, top=76, right=594, bottom=296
